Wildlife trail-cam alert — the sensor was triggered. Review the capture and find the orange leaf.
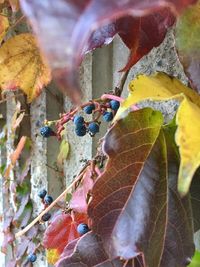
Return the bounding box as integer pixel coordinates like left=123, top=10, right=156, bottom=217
left=10, top=136, right=27, bottom=165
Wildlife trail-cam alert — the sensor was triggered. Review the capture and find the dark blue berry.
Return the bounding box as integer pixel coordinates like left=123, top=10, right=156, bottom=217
left=73, top=115, right=84, bottom=126
left=42, top=212, right=51, bottom=222
left=44, top=195, right=53, bottom=205
left=38, top=189, right=47, bottom=199
left=28, top=253, right=37, bottom=263
left=88, top=122, right=99, bottom=134
left=40, top=126, right=52, bottom=138
left=83, top=104, right=95, bottom=114
left=75, top=125, right=87, bottom=137
left=110, top=100, right=120, bottom=111
left=77, top=223, right=89, bottom=235
left=103, top=112, right=113, bottom=122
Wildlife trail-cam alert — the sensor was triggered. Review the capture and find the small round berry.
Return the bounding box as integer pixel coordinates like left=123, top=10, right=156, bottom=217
left=75, top=125, right=87, bottom=137
left=38, top=189, right=47, bottom=199
left=83, top=104, right=95, bottom=114
left=88, top=122, right=99, bottom=134
left=110, top=100, right=120, bottom=111
left=41, top=212, right=51, bottom=222
left=103, top=112, right=113, bottom=122
left=28, top=253, right=37, bottom=263
left=73, top=115, right=84, bottom=126
left=44, top=195, right=53, bottom=205
left=77, top=223, right=90, bottom=235
left=40, top=126, right=52, bottom=138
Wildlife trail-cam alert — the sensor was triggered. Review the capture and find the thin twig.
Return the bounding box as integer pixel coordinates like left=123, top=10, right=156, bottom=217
left=114, top=69, right=131, bottom=96
left=15, top=171, right=84, bottom=238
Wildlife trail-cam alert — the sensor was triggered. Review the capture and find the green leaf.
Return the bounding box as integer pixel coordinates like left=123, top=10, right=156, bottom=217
left=57, top=139, right=70, bottom=167
left=189, top=251, right=200, bottom=267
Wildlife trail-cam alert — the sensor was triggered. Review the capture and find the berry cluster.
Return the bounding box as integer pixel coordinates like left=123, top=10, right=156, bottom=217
left=38, top=189, right=53, bottom=222
left=40, top=99, right=120, bottom=139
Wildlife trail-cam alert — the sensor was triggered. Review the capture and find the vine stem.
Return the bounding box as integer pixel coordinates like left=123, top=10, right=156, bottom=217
left=15, top=171, right=85, bottom=238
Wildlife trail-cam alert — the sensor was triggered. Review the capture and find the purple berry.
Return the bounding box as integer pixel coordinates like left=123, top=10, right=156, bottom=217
left=77, top=223, right=89, bottom=235
left=83, top=104, right=95, bottom=114
left=88, top=122, right=99, bottom=134
left=103, top=112, right=113, bottom=122
left=110, top=100, right=120, bottom=111
left=28, top=253, right=37, bottom=263
left=73, top=115, right=84, bottom=126
left=40, top=126, right=52, bottom=138
left=44, top=195, right=53, bottom=205
left=38, top=189, right=47, bottom=199
left=75, top=125, right=87, bottom=137
left=42, top=212, right=51, bottom=222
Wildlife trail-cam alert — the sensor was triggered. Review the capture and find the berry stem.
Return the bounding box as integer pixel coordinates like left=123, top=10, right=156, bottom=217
left=15, top=170, right=85, bottom=238
left=101, top=94, right=124, bottom=103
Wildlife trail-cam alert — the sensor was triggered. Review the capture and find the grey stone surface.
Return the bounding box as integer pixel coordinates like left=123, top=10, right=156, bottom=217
left=113, top=28, right=188, bottom=123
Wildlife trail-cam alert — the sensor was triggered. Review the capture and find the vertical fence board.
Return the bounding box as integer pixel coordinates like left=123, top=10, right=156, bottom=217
left=30, top=91, right=48, bottom=267
left=0, top=102, right=6, bottom=267
left=64, top=54, right=93, bottom=186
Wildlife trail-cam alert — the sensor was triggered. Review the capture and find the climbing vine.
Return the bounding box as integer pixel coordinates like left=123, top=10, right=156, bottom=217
left=0, top=0, right=200, bottom=267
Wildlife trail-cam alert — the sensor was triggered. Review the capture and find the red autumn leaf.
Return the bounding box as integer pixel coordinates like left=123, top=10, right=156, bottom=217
left=43, top=212, right=88, bottom=255
left=56, top=232, right=134, bottom=267
left=88, top=109, right=194, bottom=266
left=70, top=167, right=94, bottom=213
left=20, top=0, right=196, bottom=101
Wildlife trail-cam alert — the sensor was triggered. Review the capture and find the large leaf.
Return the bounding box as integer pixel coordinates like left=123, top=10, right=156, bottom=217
left=88, top=109, right=194, bottom=266
left=43, top=212, right=88, bottom=264
left=20, top=0, right=196, bottom=101
left=176, top=1, right=200, bottom=94
left=117, top=72, right=200, bottom=195
left=89, top=109, right=166, bottom=262
left=56, top=232, right=133, bottom=267
left=0, top=33, right=51, bottom=102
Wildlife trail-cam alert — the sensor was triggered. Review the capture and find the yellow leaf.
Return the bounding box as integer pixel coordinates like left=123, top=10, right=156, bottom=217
left=57, top=139, right=70, bottom=167
left=0, top=33, right=51, bottom=102
left=46, top=249, right=60, bottom=265
left=117, top=72, right=200, bottom=196
left=0, top=15, right=9, bottom=43
left=176, top=98, right=200, bottom=195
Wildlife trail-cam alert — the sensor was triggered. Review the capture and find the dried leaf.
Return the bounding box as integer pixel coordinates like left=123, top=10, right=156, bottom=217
left=43, top=212, right=88, bottom=263
left=0, top=33, right=51, bottom=102
left=20, top=0, right=195, bottom=101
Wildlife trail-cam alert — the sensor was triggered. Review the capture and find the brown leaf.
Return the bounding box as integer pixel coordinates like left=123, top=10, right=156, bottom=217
left=56, top=232, right=132, bottom=267
left=20, top=0, right=196, bottom=101
left=88, top=109, right=194, bottom=266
